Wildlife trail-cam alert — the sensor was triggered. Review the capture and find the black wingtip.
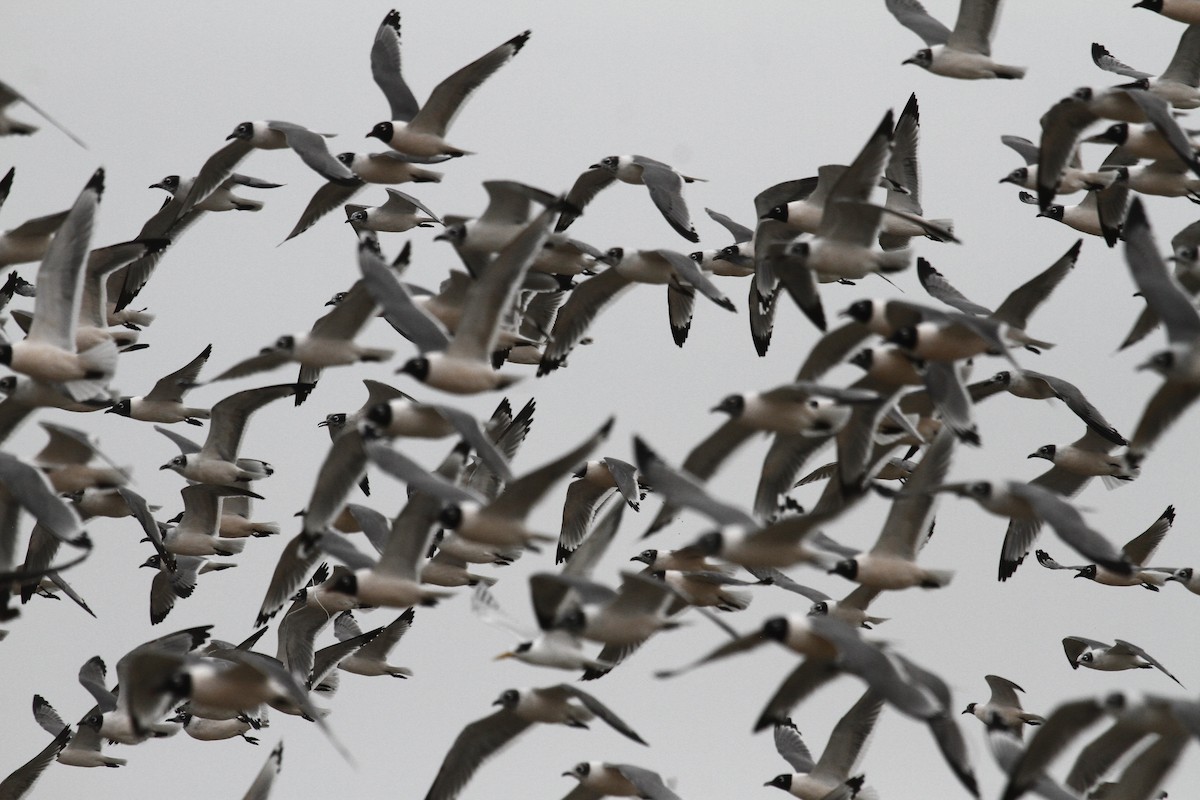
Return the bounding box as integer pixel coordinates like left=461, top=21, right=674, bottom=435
left=597, top=416, right=615, bottom=439
left=752, top=713, right=780, bottom=733
left=804, top=300, right=827, bottom=333
left=1124, top=197, right=1148, bottom=231
left=1036, top=185, right=1056, bottom=212
left=509, top=30, right=532, bottom=52
left=876, top=109, right=896, bottom=140
left=632, top=435, right=655, bottom=469
left=87, top=168, right=105, bottom=196
left=671, top=323, right=689, bottom=348
left=901, top=92, right=919, bottom=121
left=1091, top=42, right=1109, bottom=63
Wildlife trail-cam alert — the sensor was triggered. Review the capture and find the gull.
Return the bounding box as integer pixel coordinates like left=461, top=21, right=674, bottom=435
left=829, top=428, right=956, bottom=592
left=366, top=11, right=530, bottom=159
left=1038, top=505, right=1173, bottom=591
left=423, top=684, right=646, bottom=800
left=970, top=368, right=1126, bottom=446
left=314, top=499, right=453, bottom=606
left=180, top=120, right=357, bottom=216
left=107, top=344, right=212, bottom=425
left=359, top=391, right=514, bottom=483
left=650, top=567, right=754, bottom=613
left=1062, top=637, right=1183, bottom=685
left=75, top=655, right=181, bottom=744
left=557, top=155, right=705, bottom=242
left=283, top=10, right=469, bottom=239
left=935, top=480, right=1134, bottom=579
left=0, top=168, right=69, bottom=269
left=764, top=691, right=883, bottom=800
left=150, top=173, right=282, bottom=213
left=346, top=188, right=441, bottom=232
left=286, top=150, right=442, bottom=241
left=333, top=609, right=414, bottom=678
left=171, top=707, right=263, bottom=744
left=681, top=209, right=755, bottom=347
left=560, top=762, right=681, bottom=800
left=688, top=208, right=754, bottom=276
left=771, top=578, right=888, bottom=630
left=1091, top=27, right=1200, bottom=109
left=1036, top=85, right=1196, bottom=211
left=711, top=382, right=880, bottom=437
left=119, top=646, right=349, bottom=760
left=320, top=376, right=413, bottom=495
left=962, top=675, right=1045, bottom=738
left=537, top=248, right=735, bottom=375
left=558, top=457, right=645, bottom=563
left=162, top=484, right=262, bottom=558
left=1025, top=427, right=1132, bottom=489
left=212, top=278, right=391, bottom=404
left=798, top=456, right=915, bottom=487
left=376, top=208, right=558, bottom=394
left=773, top=111, right=911, bottom=296
left=998, top=134, right=1109, bottom=195
left=0, top=169, right=118, bottom=402
left=887, top=309, right=1044, bottom=369
left=657, top=613, right=942, bottom=730
left=253, top=423, right=387, bottom=626
left=536, top=570, right=683, bottom=648
left=878, top=93, right=957, bottom=250
left=141, top=553, right=235, bottom=624
left=887, top=0, right=1026, bottom=79
left=1120, top=199, right=1200, bottom=467
left=439, top=417, right=612, bottom=550
left=107, top=175, right=213, bottom=313
left=1020, top=188, right=1129, bottom=248
left=158, top=383, right=305, bottom=484
left=434, top=181, right=567, bottom=280
left=36, top=704, right=125, bottom=768
left=0, top=78, right=86, bottom=146
left=474, top=583, right=614, bottom=673
left=915, top=241, right=1079, bottom=351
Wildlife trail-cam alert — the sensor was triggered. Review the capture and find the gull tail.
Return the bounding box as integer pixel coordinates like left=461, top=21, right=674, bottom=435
left=994, top=64, right=1027, bottom=80
left=78, top=338, right=119, bottom=380
left=919, top=569, right=955, bottom=589
left=877, top=247, right=913, bottom=274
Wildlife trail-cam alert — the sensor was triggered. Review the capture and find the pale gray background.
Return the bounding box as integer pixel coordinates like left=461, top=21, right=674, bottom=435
left=1, top=1, right=1198, bottom=798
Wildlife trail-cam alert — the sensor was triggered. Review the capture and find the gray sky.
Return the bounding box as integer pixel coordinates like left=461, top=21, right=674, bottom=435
left=2, top=1, right=1199, bottom=798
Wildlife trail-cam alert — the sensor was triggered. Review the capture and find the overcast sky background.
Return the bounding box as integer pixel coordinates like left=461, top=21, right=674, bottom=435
left=2, top=1, right=1200, bottom=798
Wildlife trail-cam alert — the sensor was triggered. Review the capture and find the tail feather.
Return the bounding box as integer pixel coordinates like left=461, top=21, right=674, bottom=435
left=78, top=339, right=119, bottom=379
left=877, top=247, right=913, bottom=274
left=920, top=569, right=954, bottom=589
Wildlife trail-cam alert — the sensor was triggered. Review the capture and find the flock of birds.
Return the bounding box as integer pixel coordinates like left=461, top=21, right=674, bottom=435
left=5, top=1, right=1200, bottom=798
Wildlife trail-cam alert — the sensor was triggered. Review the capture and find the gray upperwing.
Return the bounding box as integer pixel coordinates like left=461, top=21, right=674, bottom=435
left=886, top=0, right=951, bottom=46
left=370, top=10, right=420, bottom=121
